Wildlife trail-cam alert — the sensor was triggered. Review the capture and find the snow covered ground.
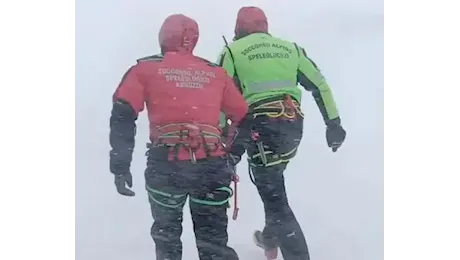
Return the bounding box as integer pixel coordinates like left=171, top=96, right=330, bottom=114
left=76, top=1, right=383, bottom=259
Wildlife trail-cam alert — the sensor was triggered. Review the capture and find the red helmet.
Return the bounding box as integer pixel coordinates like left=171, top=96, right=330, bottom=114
left=158, top=14, right=199, bottom=53
left=234, top=7, right=268, bottom=39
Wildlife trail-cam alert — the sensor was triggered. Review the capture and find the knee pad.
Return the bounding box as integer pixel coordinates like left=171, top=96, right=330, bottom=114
left=146, top=185, right=187, bottom=209
left=190, top=186, right=233, bottom=207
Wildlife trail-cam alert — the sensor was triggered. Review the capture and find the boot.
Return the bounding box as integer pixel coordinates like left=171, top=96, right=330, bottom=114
left=253, top=230, right=279, bottom=260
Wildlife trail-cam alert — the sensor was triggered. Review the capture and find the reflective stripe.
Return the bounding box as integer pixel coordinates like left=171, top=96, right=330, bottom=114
left=246, top=80, right=296, bottom=93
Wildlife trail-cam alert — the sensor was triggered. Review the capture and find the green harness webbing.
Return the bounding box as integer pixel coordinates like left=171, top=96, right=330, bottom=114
left=146, top=184, right=233, bottom=208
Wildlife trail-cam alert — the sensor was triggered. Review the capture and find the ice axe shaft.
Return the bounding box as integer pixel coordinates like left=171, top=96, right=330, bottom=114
left=232, top=174, right=239, bottom=220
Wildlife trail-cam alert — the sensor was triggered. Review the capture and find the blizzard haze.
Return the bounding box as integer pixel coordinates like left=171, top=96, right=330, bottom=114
left=76, top=0, right=383, bottom=259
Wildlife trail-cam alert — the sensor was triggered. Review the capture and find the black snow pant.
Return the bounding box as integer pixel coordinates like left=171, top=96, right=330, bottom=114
left=145, top=149, right=239, bottom=260
left=248, top=115, right=311, bottom=260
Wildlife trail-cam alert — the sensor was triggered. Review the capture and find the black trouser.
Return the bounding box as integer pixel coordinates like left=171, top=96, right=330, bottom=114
left=145, top=150, right=239, bottom=260
left=248, top=116, right=310, bottom=260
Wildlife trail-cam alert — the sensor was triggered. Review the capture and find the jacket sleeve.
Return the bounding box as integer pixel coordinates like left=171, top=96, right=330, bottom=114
left=109, top=65, right=145, bottom=175
left=221, top=75, right=249, bottom=157
left=221, top=75, right=248, bottom=125
left=296, top=44, right=341, bottom=125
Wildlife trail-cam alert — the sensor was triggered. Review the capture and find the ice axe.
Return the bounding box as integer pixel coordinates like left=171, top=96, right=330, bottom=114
left=231, top=173, right=240, bottom=220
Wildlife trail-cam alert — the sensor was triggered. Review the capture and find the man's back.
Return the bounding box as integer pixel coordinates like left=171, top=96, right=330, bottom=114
left=132, top=52, right=246, bottom=132
left=219, top=33, right=303, bottom=105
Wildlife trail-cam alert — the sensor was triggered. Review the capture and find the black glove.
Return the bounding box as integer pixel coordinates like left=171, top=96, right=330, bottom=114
left=326, top=120, right=346, bottom=152
left=229, top=153, right=242, bottom=164
left=114, top=172, right=135, bottom=197
left=110, top=149, right=135, bottom=196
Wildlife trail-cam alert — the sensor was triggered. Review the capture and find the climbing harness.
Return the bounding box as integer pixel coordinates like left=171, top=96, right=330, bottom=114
left=246, top=95, right=304, bottom=184
left=147, top=123, right=224, bottom=163
left=252, top=95, right=304, bottom=120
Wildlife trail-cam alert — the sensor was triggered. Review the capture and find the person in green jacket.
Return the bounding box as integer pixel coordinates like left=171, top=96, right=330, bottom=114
left=217, top=6, right=347, bottom=260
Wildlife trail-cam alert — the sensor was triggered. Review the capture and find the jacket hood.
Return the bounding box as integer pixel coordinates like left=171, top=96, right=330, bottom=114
left=158, top=14, right=199, bottom=54
left=234, top=7, right=268, bottom=40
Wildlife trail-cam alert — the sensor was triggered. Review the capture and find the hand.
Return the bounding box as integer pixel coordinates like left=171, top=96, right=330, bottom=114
left=229, top=153, right=242, bottom=164
left=326, top=123, right=346, bottom=152
left=114, top=172, right=135, bottom=196
left=227, top=153, right=241, bottom=174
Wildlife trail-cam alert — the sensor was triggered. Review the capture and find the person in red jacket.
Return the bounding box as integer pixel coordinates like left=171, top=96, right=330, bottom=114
left=109, top=14, right=248, bottom=260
